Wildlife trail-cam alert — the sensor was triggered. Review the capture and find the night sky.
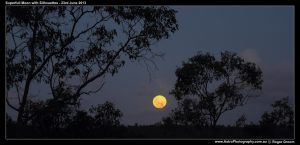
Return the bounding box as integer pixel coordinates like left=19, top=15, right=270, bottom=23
left=7, top=6, right=294, bottom=126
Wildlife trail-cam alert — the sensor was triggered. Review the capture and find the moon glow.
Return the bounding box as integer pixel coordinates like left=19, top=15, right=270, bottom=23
left=153, top=95, right=167, bottom=109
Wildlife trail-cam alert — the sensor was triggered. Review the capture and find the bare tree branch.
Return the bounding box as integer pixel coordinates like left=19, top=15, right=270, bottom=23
left=80, top=81, right=105, bottom=96
left=6, top=96, right=19, bottom=112
left=74, top=37, right=131, bottom=97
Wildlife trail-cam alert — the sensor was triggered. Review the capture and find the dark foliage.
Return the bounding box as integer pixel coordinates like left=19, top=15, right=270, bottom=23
left=7, top=101, right=123, bottom=138
left=259, top=97, right=294, bottom=128
left=6, top=6, right=178, bottom=126
left=162, top=98, right=208, bottom=127
left=235, top=115, right=247, bottom=128
left=168, top=51, right=263, bottom=126
left=89, top=101, right=123, bottom=128
left=6, top=96, right=294, bottom=139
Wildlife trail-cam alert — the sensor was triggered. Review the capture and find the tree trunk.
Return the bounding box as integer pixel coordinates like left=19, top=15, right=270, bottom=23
left=16, top=7, right=39, bottom=133
left=16, top=79, right=31, bottom=126
left=213, top=119, right=218, bottom=127
left=212, top=113, right=222, bottom=127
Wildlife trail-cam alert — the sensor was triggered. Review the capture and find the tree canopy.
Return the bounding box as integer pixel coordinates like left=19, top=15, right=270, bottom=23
left=169, top=51, right=263, bottom=126
left=6, top=6, right=178, bottom=125
left=259, top=97, right=294, bottom=128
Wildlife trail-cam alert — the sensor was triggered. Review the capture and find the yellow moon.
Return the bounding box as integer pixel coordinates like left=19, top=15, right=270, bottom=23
left=153, top=95, right=167, bottom=109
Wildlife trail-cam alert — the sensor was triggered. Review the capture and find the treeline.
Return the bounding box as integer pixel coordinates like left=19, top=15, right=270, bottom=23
left=6, top=97, right=294, bottom=138
left=6, top=100, right=122, bottom=138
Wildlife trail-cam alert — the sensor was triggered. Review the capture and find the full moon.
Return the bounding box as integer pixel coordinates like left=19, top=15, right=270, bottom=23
left=153, top=95, right=167, bottom=109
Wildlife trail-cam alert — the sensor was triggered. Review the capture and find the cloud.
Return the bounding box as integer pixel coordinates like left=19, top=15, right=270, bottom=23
left=239, top=48, right=262, bottom=65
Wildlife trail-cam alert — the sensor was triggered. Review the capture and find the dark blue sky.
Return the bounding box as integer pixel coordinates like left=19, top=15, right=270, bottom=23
left=7, top=6, right=294, bottom=126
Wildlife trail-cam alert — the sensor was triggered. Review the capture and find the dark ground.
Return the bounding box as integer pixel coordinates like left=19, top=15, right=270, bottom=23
left=6, top=125, right=294, bottom=139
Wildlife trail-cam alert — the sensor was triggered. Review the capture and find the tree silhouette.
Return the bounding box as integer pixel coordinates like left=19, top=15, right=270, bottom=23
left=89, top=101, right=123, bottom=128
left=66, top=101, right=123, bottom=137
left=259, top=97, right=294, bottom=128
left=235, top=115, right=247, bottom=128
left=68, top=110, right=94, bottom=130
left=6, top=6, right=178, bottom=127
left=170, top=51, right=263, bottom=126
left=10, top=99, right=123, bottom=137
left=162, top=98, right=208, bottom=127
left=18, top=85, right=79, bottom=135
left=22, top=97, right=76, bottom=136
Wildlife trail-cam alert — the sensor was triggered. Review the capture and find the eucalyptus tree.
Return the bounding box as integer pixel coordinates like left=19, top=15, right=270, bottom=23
left=170, top=51, right=263, bottom=126
left=6, top=6, right=178, bottom=126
